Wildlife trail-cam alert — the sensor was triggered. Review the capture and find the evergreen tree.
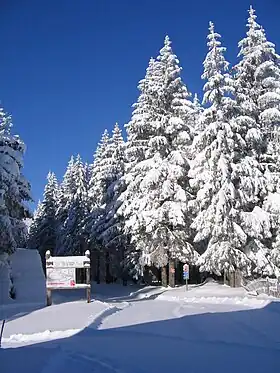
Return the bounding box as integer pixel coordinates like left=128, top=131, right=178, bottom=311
left=190, top=22, right=251, bottom=276
left=58, top=155, right=89, bottom=255
left=119, top=36, right=197, bottom=277
left=234, top=6, right=280, bottom=186
left=88, top=130, right=111, bottom=207
left=86, top=129, right=113, bottom=250
left=28, top=200, right=43, bottom=248
left=96, top=123, right=125, bottom=248
left=0, top=107, right=32, bottom=256
left=28, top=172, right=58, bottom=254
left=192, top=93, right=204, bottom=136
left=56, top=156, right=76, bottom=252
left=125, top=57, right=162, bottom=169
left=93, top=124, right=126, bottom=280
left=233, top=7, right=280, bottom=275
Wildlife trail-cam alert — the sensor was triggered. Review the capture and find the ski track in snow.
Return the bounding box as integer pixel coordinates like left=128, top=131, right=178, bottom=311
left=40, top=348, right=126, bottom=373
left=88, top=301, right=132, bottom=330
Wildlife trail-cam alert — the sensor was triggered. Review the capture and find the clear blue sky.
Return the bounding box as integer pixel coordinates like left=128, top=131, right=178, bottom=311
left=0, top=0, right=279, bottom=209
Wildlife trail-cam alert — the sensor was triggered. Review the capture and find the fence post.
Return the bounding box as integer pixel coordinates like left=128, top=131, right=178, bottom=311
left=266, top=277, right=270, bottom=295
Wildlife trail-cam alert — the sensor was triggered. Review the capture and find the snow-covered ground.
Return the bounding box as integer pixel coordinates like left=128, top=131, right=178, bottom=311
left=1, top=250, right=279, bottom=372
left=1, top=280, right=280, bottom=373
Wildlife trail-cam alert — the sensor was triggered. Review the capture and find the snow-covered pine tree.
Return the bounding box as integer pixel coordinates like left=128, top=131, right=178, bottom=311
left=28, top=172, right=58, bottom=255
left=109, top=58, right=162, bottom=279
left=56, top=156, right=76, bottom=253
left=28, top=200, right=43, bottom=248
left=0, top=106, right=32, bottom=257
left=125, top=57, right=161, bottom=170
left=88, top=130, right=111, bottom=207
left=58, top=155, right=89, bottom=255
left=189, top=22, right=251, bottom=277
left=94, top=123, right=126, bottom=280
left=233, top=7, right=280, bottom=275
left=192, top=93, right=204, bottom=136
left=85, top=128, right=123, bottom=282
left=86, top=129, right=113, bottom=248
left=96, top=124, right=125, bottom=246
left=119, top=36, right=198, bottom=280
left=234, top=6, right=280, bottom=185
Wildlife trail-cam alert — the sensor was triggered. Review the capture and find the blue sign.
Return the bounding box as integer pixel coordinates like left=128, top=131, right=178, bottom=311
left=183, top=271, right=189, bottom=279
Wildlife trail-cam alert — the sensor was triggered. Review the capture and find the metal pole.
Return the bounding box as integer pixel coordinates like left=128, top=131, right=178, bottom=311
left=0, top=319, right=5, bottom=348
left=186, top=276, right=188, bottom=291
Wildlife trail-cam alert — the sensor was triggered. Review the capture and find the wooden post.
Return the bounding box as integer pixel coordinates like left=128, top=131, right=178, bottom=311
left=266, top=277, right=270, bottom=295
left=45, top=250, right=52, bottom=306
left=169, top=259, right=175, bottom=288
left=0, top=320, right=6, bottom=348
left=85, top=250, right=91, bottom=303
left=46, top=289, right=52, bottom=306
left=161, top=266, right=168, bottom=287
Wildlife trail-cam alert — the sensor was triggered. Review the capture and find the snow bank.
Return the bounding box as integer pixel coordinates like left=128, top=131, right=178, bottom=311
left=10, top=248, right=46, bottom=304
left=3, top=328, right=80, bottom=344
left=157, top=282, right=273, bottom=307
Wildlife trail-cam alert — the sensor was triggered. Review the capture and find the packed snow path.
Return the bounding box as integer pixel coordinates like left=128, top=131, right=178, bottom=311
left=1, top=283, right=280, bottom=373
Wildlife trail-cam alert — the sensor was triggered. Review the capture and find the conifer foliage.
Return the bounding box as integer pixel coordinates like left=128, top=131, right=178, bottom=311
left=28, top=172, right=58, bottom=254
left=29, top=6, right=280, bottom=284
left=189, top=22, right=250, bottom=276
left=0, top=107, right=32, bottom=257
left=119, top=36, right=197, bottom=275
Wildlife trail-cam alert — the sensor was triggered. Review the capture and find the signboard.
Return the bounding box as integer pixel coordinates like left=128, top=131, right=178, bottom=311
left=183, top=263, right=189, bottom=291
left=46, top=267, right=76, bottom=288
left=47, top=256, right=90, bottom=269
left=183, top=271, right=189, bottom=280
left=45, top=250, right=91, bottom=306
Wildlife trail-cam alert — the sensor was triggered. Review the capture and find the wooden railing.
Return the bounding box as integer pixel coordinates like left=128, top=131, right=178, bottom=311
left=243, top=277, right=280, bottom=298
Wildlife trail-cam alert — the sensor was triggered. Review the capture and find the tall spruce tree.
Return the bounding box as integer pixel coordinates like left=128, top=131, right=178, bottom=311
left=233, top=7, right=280, bottom=275
left=119, top=36, right=198, bottom=279
left=93, top=124, right=126, bottom=280
left=58, top=155, right=89, bottom=255
left=56, top=156, right=76, bottom=253
left=96, top=123, right=125, bottom=247
left=28, top=172, right=58, bottom=254
left=190, top=22, right=251, bottom=276
left=86, top=129, right=113, bottom=249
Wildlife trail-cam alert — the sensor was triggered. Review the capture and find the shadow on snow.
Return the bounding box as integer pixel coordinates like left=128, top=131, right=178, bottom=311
left=1, top=300, right=280, bottom=373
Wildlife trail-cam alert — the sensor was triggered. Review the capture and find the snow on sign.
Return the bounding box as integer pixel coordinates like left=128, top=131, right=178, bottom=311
left=45, top=250, right=91, bottom=306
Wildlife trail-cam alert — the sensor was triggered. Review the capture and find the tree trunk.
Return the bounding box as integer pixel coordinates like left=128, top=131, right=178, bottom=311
left=99, top=252, right=106, bottom=283
left=105, top=251, right=110, bottom=283
left=96, top=252, right=100, bottom=284
left=229, top=271, right=235, bottom=287
left=223, top=270, right=227, bottom=285
left=161, top=266, right=168, bottom=287
left=169, top=259, right=175, bottom=288
left=234, top=269, right=242, bottom=287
